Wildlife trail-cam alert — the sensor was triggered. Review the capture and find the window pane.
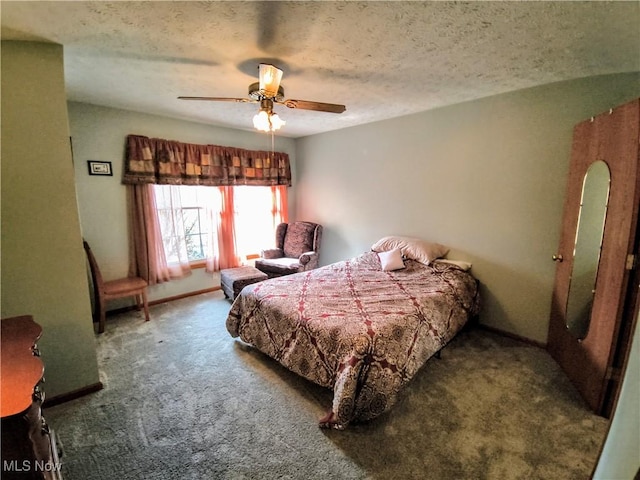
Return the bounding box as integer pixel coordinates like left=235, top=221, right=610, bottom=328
left=181, top=208, right=200, bottom=233
left=234, top=186, right=277, bottom=257
left=179, top=187, right=199, bottom=206
left=181, top=208, right=202, bottom=260
left=154, top=185, right=219, bottom=263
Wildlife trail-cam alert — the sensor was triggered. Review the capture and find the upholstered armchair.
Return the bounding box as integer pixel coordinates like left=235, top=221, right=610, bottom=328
left=255, top=221, right=323, bottom=278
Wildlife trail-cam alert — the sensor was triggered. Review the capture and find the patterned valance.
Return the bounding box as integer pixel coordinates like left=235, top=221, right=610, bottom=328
left=122, top=134, right=291, bottom=186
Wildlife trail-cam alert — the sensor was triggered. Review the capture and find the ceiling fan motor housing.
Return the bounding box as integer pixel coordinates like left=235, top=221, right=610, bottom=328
left=259, top=98, right=275, bottom=114
left=248, top=82, right=285, bottom=102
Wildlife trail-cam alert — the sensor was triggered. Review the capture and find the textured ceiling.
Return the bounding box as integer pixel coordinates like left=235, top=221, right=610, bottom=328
left=1, top=1, right=639, bottom=138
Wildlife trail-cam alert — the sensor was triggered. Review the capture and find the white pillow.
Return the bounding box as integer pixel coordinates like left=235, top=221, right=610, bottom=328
left=372, top=236, right=449, bottom=265
left=433, top=259, right=472, bottom=271
left=377, top=248, right=405, bottom=271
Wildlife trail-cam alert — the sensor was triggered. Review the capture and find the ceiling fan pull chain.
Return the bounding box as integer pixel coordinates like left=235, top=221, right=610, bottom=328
left=271, top=130, right=275, bottom=160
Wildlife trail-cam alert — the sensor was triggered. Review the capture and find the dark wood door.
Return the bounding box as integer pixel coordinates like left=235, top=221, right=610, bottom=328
left=547, top=99, right=640, bottom=416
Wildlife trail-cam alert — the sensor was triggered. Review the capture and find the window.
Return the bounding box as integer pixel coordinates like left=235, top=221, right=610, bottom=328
left=153, top=184, right=285, bottom=266
left=154, top=185, right=220, bottom=264
left=233, top=186, right=280, bottom=258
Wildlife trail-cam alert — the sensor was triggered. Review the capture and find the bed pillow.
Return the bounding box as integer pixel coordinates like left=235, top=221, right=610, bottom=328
left=377, top=248, right=405, bottom=271
left=372, top=235, right=449, bottom=265
left=433, top=259, right=472, bottom=271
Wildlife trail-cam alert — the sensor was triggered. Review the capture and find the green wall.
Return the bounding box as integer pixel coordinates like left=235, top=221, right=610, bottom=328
left=295, top=73, right=640, bottom=344
left=1, top=41, right=100, bottom=397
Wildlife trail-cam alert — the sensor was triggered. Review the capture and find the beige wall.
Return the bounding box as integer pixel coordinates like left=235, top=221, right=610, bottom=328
left=1, top=41, right=100, bottom=397
left=295, top=73, right=640, bottom=343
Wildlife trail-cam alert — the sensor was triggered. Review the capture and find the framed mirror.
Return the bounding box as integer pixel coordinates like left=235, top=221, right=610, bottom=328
left=566, top=160, right=611, bottom=339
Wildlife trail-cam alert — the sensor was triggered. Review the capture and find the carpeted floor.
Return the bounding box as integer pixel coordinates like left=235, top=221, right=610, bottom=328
left=45, top=291, right=608, bottom=479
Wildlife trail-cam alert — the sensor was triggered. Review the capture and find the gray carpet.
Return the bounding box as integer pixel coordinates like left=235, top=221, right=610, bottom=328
left=45, top=291, right=608, bottom=479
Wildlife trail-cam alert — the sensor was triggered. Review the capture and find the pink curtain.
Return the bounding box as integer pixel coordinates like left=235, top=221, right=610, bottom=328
left=153, top=185, right=194, bottom=279
left=271, top=185, right=289, bottom=227
left=127, top=184, right=173, bottom=285
left=217, top=186, right=242, bottom=269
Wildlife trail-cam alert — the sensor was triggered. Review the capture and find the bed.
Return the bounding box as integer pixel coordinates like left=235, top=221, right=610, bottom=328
left=226, top=239, right=481, bottom=429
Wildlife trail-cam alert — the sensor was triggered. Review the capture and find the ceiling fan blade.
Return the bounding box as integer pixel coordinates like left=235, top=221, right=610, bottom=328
left=280, top=99, right=346, bottom=114
left=177, top=96, right=256, bottom=104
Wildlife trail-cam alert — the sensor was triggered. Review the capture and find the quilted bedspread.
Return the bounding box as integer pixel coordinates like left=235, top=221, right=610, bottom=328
left=226, top=251, right=481, bottom=429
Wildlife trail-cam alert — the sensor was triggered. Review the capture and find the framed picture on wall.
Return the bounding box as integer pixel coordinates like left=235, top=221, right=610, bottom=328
left=87, top=160, right=112, bottom=176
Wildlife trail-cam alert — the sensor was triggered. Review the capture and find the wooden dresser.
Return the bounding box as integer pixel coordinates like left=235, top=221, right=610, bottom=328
left=1, top=316, right=63, bottom=480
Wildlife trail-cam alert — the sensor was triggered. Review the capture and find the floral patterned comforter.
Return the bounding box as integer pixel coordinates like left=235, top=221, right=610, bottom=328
left=226, top=251, right=481, bottom=429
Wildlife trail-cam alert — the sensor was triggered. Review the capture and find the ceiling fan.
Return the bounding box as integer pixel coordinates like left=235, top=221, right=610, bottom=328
left=178, top=63, right=346, bottom=132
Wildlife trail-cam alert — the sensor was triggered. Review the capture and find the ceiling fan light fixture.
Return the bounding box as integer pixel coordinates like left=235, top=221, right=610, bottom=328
left=258, top=63, right=283, bottom=98
left=270, top=112, right=285, bottom=130
left=253, top=110, right=271, bottom=132
left=252, top=109, right=285, bottom=133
